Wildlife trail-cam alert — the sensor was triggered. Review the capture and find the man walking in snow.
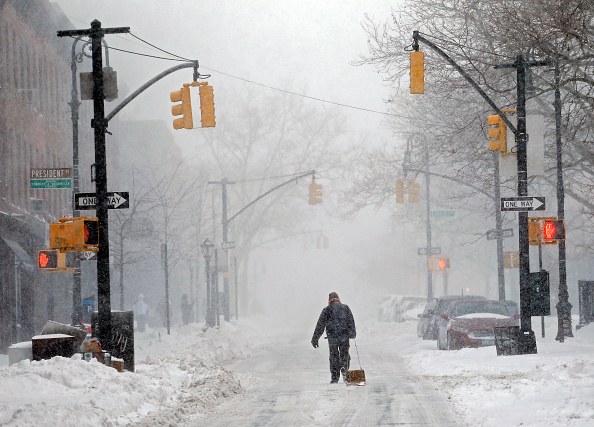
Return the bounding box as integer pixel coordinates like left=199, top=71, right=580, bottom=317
left=311, top=292, right=356, bottom=383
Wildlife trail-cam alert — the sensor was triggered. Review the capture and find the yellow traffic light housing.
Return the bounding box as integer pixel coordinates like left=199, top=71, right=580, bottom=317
left=408, top=181, right=420, bottom=203
left=488, top=114, right=507, bottom=152
left=170, top=86, right=193, bottom=130
left=396, top=179, right=405, bottom=203
left=410, top=51, right=425, bottom=94
left=199, top=83, right=216, bottom=128
left=528, top=217, right=566, bottom=245
left=428, top=256, right=450, bottom=272
left=49, top=216, right=99, bottom=252
left=308, top=180, right=323, bottom=205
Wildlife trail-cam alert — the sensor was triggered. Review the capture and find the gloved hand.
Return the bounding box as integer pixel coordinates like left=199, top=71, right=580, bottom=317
left=311, top=340, right=319, bottom=348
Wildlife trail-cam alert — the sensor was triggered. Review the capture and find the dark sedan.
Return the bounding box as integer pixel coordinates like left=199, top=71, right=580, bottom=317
left=436, top=299, right=519, bottom=350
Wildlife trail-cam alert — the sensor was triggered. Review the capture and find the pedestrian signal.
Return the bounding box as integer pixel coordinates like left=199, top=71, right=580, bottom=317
left=49, top=216, right=99, bottom=251
left=38, top=249, right=59, bottom=269
left=542, top=219, right=565, bottom=242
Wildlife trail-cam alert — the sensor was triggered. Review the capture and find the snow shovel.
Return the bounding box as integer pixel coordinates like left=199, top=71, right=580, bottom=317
left=346, top=339, right=365, bottom=386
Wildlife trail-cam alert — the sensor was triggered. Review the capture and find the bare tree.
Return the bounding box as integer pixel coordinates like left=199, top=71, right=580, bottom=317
left=198, top=84, right=356, bottom=315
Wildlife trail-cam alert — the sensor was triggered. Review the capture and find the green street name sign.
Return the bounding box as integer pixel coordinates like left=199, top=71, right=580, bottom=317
left=30, top=178, right=72, bottom=189
left=431, top=210, right=455, bottom=218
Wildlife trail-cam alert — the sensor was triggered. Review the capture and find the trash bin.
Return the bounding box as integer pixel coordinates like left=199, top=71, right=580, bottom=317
left=32, top=334, right=75, bottom=361
left=494, top=326, right=520, bottom=356
left=8, top=341, right=32, bottom=365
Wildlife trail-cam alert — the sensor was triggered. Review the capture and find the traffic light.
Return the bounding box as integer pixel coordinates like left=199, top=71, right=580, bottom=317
left=410, top=51, right=424, bottom=94
left=38, top=249, right=59, bottom=269
left=438, top=257, right=450, bottom=270
left=408, top=181, right=420, bottom=203
left=308, top=180, right=322, bottom=205
left=528, top=220, right=541, bottom=245
left=199, top=83, right=215, bottom=128
left=49, top=216, right=99, bottom=251
left=396, top=179, right=405, bottom=203
left=504, top=251, right=520, bottom=269
left=488, top=114, right=507, bottom=152
left=542, top=219, right=565, bottom=242
left=428, top=256, right=450, bottom=272
left=170, top=86, right=193, bottom=130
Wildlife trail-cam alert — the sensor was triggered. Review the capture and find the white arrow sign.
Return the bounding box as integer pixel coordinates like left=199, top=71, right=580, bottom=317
left=75, top=192, right=129, bottom=210
left=75, top=191, right=130, bottom=210
left=500, top=196, right=545, bottom=212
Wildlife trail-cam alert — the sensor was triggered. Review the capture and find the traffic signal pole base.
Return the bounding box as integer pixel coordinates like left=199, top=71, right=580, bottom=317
left=518, top=329, right=537, bottom=354
left=555, top=300, right=574, bottom=342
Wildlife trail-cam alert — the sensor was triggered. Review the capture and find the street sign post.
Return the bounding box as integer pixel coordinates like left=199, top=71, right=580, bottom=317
left=486, top=228, right=514, bottom=240
left=500, top=196, right=545, bottom=211
left=75, top=192, right=129, bottom=210
left=418, top=247, right=441, bottom=256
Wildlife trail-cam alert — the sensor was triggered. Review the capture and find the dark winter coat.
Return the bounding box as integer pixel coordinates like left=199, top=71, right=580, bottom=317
left=312, top=300, right=356, bottom=344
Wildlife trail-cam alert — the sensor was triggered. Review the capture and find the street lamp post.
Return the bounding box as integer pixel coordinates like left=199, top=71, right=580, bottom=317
left=201, top=238, right=215, bottom=328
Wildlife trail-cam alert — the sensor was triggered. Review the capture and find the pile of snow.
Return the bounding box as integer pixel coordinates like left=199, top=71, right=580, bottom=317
left=372, top=316, right=594, bottom=427
left=0, top=319, right=281, bottom=426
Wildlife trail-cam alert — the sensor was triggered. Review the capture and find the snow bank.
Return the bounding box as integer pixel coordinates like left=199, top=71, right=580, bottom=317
left=390, top=316, right=594, bottom=427
left=0, top=318, right=279, bottom=426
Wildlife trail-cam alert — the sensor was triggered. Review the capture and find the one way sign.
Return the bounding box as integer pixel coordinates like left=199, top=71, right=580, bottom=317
left=500, top=196, right=545, bottom=212
left=75, top=192, right=129, bottom=210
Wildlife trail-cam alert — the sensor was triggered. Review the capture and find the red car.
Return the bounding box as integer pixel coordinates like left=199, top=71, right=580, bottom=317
left=436, top=299, right=519, bottom=350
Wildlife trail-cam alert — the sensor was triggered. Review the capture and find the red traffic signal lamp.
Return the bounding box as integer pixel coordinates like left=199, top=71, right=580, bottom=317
left=542, top=219, right=565, bottom=242
left=49, top=216, right=99, bottom=251
left=170, top=86, right=193, bottom=130
left=428, top=256, right=450, bottom=272
left=438, top=257, right=450, bottom=270
left=38, top=249, right=59, bottom=269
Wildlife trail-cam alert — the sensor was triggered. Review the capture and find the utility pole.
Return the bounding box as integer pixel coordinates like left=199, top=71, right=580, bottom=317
left=496, top=54, right=549, bottom=354
left=58, top=20, right=130, bottom=351
left=553, top=52, right=573, bottom=341
left=493, top=151, right=506, bottom=301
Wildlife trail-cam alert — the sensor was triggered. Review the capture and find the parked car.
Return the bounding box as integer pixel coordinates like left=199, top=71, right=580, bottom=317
left=436, top=299, right=519, bottom=350
left=417, top=299, right=436, bottom=339
left=423, top=295, right=487, bottom=340
left=379, top=295, right=426, bottom=323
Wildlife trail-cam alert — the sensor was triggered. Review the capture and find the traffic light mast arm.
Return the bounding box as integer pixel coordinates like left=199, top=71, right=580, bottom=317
left=403, top=166, right=496, bottom=201
left=105, top=61, right=202, bottom=123
left=226, top=170, right=316, bottom=224
left=412, top=31, right=517, bottom=135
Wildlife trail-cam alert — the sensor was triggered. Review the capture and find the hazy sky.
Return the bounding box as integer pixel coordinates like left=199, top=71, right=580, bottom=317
left=53, top=0, right=399, bottom=150
left=51, top=0, right=405, bottom=322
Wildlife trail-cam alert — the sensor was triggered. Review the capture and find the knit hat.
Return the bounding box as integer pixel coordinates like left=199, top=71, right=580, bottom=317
left=328, top=292, right=340, bottom=304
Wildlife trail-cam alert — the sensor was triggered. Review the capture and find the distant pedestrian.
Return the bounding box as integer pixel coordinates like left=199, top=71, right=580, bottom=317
left=133, top=294, right=148, bottom=332
left=311, top=292, right=356, bottom=383
left=181, top=293, right=194, bottom=325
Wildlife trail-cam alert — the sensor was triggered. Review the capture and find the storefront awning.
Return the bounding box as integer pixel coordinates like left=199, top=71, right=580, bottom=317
left=1, top=237, right=35, bottom=272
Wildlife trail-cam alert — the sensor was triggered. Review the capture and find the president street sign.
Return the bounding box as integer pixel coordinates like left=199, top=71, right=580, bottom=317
left=500, top=196, right=545, bottom=212
left=75, top=192, right=129, bottom=210
left=30, top=168, right=72, bottom=189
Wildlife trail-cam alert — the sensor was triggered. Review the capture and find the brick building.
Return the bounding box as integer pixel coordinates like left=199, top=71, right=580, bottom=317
left=0, top=0, right=95, bottom=352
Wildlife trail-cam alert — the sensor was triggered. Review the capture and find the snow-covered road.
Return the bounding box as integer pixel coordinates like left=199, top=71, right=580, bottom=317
left=2, top=316, right=592, bottom=426
left=134, top=327, right=459, bottom=426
